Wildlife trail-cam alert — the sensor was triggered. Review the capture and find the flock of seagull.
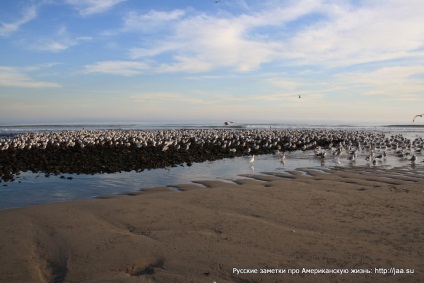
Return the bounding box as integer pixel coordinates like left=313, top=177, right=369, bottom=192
left=1, top=128, right=348, bottom=152
left=247, top=131, right=423, bottom=168
left=310, top=139, right=421, bottom=166
left=1, top=128, right=423, bottom=175
left=246, top=114, right=424, bottom=167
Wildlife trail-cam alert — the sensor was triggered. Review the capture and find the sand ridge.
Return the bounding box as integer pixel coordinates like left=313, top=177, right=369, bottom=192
left=0, top=166, right=423, bottom=282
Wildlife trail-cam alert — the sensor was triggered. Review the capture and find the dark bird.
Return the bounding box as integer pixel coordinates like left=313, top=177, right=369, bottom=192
left=410, top=155, right=417, bottom=162
left=298, top=95, right=301, bottom=99
left=413, top=114, right=424, bottom=122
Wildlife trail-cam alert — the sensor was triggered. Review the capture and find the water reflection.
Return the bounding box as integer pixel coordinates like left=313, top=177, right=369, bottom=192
left=0, top=149, right=422, bottom=210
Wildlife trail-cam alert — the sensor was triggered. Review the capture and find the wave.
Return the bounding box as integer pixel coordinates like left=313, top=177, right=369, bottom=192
left=1, top=122, right=422, bottom=136
left=386, top=124, right=424, bottom=128
left=0, top=123, right=138, bottom=129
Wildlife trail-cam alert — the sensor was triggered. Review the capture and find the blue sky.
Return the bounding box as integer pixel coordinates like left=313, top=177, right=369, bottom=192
left=1, top=0, right=423, bottom=124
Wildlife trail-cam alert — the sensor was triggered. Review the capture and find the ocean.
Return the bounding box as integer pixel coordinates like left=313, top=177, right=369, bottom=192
left=0, top=122, right=423, bottom=210
left=1, top=121, right=423, bottom=133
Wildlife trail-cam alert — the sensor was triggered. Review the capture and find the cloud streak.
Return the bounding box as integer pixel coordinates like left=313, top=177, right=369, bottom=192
left=284, top=0, right=424, bottom=66
left=123, top=10, right=185, bottom=32
left=65, top=0, right=126, bottom=16
left=30, top=26, right=92, bottom=52
left=84, top=61, right=149, bottom=75
left=0, top=66, right=61, bottom=88
left=118, top=0, right=424, bottom=73
left=0, top=5, right=37, bottom=36
left=335, top=65, right=424, bottom=99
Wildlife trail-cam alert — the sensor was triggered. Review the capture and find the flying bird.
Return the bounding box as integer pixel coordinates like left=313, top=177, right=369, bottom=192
left=413, top=114, right=424, bottom=122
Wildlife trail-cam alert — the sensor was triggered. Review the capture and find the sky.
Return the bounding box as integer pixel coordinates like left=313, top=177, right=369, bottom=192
left=0, top=0, right=423, bottom=124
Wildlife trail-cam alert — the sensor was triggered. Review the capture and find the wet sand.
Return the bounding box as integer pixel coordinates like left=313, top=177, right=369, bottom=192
left=0, top=166, right=423, bottom=283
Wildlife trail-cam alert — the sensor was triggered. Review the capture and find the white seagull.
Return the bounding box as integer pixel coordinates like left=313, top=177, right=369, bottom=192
left=249, top=155, right=255, bottom=164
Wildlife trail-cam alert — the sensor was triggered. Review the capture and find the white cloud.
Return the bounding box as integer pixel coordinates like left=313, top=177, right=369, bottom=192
left=344, top=66, right=424, bottom=85
left=388, top=96, right=424, bottom=102
left=335, top=65, right=424, bottom=101
left=130, top=13, right=282, bottom=72
left=0, top=66, right=61, bottom=88
left=0, top=5, right=37, bottom=36
left=130, top=92, right=207, bottom=105
left=65, top=0, right=126, bottom=16
left=284, top=0, right=424, bottom=66
left=123, top=0, right=424, bottom=73
left=31, top=26, right=92, bottom=52
left=22, top=62, right=62, bottom=72
left=266, top=78, right=300, bottom=90
left=129, top=43, right=182, bottom=58
left=84, top=61, right=149, bottom=75
left=123, top=1, right=325, bottom=72
left=123, top=10, right=185, bottom=32
left=34, top=36, right=92, bottom=52
left=156, top=55, right=214, bottom=73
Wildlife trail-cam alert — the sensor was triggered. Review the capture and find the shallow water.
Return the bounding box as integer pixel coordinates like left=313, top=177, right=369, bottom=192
left=1, top=147, right=422, bottom=210
left=1, top=122, right=423, bottom=209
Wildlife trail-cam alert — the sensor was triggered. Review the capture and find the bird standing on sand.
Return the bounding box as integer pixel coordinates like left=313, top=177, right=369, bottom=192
left=413, top=114, right=424, bottom=122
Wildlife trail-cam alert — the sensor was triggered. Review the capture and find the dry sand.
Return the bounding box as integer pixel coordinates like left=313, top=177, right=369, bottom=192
left=0, top=166, right=423, bottom=283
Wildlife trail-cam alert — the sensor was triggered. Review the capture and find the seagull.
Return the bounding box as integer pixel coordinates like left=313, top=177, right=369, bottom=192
left=410, top=155, right=417, bottom=162
left=413, top=114, right=424, bottom=122
left=316, top=151, right=326, bottom=158
left=274, top=150, right=285, bottom=161
left=347, top=154, right=356, bottom=161
left=249, top=155, right=255, bottom=164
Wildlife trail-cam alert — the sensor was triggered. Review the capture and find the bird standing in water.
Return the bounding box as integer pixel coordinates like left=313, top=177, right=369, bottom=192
left=410, top=155, right=417, bottom=162
left=249, top=155, right=255, bottom=164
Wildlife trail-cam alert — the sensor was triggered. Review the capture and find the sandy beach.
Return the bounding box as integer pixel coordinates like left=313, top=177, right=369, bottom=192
left=0, top=165, right=423, bottom=283
left=2, top=0, right=424, bottom=281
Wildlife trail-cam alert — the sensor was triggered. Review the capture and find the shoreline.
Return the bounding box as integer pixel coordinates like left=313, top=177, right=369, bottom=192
left=2, top=157, right=421, bottom=210
left=2, top=127, right=415, bottom=182
left=0, top=165, right=423, bottom=282
left=2, top=127, right=422, bottom=210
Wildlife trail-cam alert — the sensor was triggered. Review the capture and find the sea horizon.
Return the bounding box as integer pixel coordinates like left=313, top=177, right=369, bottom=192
left=1, top=120, right=423, bottom=135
